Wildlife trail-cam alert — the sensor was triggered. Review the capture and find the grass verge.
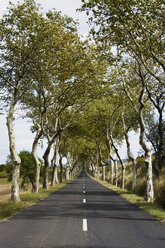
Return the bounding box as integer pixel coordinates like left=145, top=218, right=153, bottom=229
left=90, top=175, right=165, bottom=224
left=0, top=178, right=74, bottom=221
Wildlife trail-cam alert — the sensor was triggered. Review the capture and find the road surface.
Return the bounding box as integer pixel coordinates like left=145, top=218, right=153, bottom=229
left=0, top=171, right=165, bottom=248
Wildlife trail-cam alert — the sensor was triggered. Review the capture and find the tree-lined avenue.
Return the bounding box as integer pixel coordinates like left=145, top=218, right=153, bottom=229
left=0, top=171, right=165, bottom=248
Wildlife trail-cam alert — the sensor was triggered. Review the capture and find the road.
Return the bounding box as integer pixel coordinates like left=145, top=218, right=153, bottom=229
left=0, top=171, right=165, bottom=248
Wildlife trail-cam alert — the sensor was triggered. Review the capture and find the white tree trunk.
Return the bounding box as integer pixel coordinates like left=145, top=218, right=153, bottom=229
left=110, top=134, right=125, bottom=188
left=146, top=146, right=154, bottom=202
left=32, top=125, right=42, bottom=194
left=110, top=159, right=114, bottom=184
left=122, top=109, right=137, bottom=193
left=51, top=137, right=60, bottom=187
left=114, top=160, right=118, bottom=186
left=122, top=166, right=125, bottom=189
left=94, top=164, right=99, bottom=179
left=106, top=133, right=115, bottom=184
left=102, top=165, right=105, bottom=181
left=139, top=86, right=154, bottom=202
left=132, top=164, right=137, bottom=193
left=66, top=152, right=71, bottom=180
left=6, top=98, right=21, bottom=202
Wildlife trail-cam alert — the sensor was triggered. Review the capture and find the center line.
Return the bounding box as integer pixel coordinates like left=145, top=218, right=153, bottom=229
left=83, top=219, right=88, bottom=231
left=83, top=199, right=86, bottom=203
left=83, top=190, right=86, bottom=194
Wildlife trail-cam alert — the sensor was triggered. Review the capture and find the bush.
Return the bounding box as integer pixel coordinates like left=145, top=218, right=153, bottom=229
left=0, top=171, right=8, bottom=178
left=154, top=177, right=165, bottom=208
left=135, top=177, right=146, bottom=197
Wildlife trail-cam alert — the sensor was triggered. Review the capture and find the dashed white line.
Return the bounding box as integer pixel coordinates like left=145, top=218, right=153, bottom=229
left=83, top=219, right=88, bottom=231
left=83, top=191, right=86, bottom=194
left=83, top=199, right=86, bottom=203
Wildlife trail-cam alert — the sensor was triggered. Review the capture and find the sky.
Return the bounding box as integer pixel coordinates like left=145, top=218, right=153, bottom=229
left=0, top=0, right=141, bottom=164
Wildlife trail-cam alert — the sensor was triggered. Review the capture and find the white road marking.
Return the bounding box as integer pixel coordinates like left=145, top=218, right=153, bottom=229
left=83, top=219, right=88, bottom=231
left=83, top=199, right=86, bottom=203
left=83, top=191, right=86, bottom=194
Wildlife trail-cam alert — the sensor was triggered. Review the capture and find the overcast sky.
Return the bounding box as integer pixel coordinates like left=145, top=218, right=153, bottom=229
left=0, top=0, right=141, bottom=164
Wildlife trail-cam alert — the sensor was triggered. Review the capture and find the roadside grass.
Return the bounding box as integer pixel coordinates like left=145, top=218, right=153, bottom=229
left=0, top=178, right=74, bottom=221
left=0, top=177, right=10, bottom=184
left=91, top=176, right=165, bottom=224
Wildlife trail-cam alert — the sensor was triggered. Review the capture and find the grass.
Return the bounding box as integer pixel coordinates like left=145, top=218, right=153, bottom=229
left=0, top=178, right=74, bottom=221
left=90, top=175, right=165, bottom=224
left=0, top=177, right=10, bottom=184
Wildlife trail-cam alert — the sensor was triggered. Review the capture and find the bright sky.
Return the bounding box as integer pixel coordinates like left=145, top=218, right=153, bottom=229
left=0, top=0, right=141, bottom=164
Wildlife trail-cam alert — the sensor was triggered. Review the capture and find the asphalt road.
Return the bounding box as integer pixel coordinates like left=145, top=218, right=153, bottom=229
left=0, top=171, right=165, bottom=248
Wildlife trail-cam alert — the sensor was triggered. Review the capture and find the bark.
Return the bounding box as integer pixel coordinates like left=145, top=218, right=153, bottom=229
left=43, top=144, right=51, bottom=189
left=132, top=165, right=137, bottom=194
left=120, top=60, right=154, bottom=201
left=122, top=110, right=137, bottom=193
left=32, top=125, right=42, bottom=193
left=139, top=87, right=154, bottom=202
left=43, top=115, right=60, bottom=188
left=102, top=165, right=105, bottom=181
left=70, top=157, right=78, bottom=179
left=110, top=134, right=125, bottom=189
left=110, top=160, right=114, bottom=184
left=6, top=96, right=21, bottom=202
left=51, top=165, right=58, bottom=187
left=43, top=121, right=60, bottom=189
left=156, top=105, right=164, bottom=174
left=90, top=162, right=95, bottom=177
left=59, top=154, right=63, bottom=183
left=97, top=143, right=103, bottom=180
left=66, top=152, right=71, bottom=180
left=51, top=136, right=60, bottom=187
left=106, top=132, right=115, bottom=184
left=114, top=160, right=118, bottom=186
left=146, top=86, right=165, bottom=176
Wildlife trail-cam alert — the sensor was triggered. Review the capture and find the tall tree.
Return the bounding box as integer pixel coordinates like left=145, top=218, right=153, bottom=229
left=0, top=0, right=49, bottom=201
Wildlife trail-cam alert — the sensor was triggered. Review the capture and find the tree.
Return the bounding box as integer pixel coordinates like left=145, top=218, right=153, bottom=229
left=121, top=100, right=139, bottom=193
left=117, top=58, right=154, bottom=201
left=146, top=116, right=165, bottom=175
left=80, top=0, right=165, bottom=86
left=80, top=0, right=163, bottom=201
left=40, top=40, right=108, bottom=189
left=0, top=0, right=51, bottom=201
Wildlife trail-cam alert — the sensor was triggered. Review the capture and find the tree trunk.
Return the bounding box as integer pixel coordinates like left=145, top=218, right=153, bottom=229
left=102, top=165, right=105, bottom=181
left=114, top=160, right=118, bottom=186
left=51, top=165, right=58, bottom=187
left=145, top=149, right=154, bottom=202
left=110, top=134, right=125, bottom=189
left=110, top=159, right=114, bottom=184
left=132, top=165, right=137, bottom=194
left=43, top=144, right=51, bottom=189
left=70, top=158, right=78, bottom=179
left=6, top=97, right=21, bottom=202
left=90, top=162, right=95, bottom=177
left=121, top=111, right=137, bottom=193
left=146, top=86, right=164, bottom=176
left=154, top=108, right=164, bottom=176
left=139, top=86, right=154, bottom=202
left=106, top=133, right=115, bottom=184
left=66, top=152, right=71, bottom=180
left=43, top=117, right=60, bottom=189
left=32, top=125, right=42, bottom=193
left=59, top=154, right=63, bottom=183
left=93, top=163, right=99, bottom=179
left=121, top=166, right=125, bottom=189
left=51, top=136, right=60, bottom=187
